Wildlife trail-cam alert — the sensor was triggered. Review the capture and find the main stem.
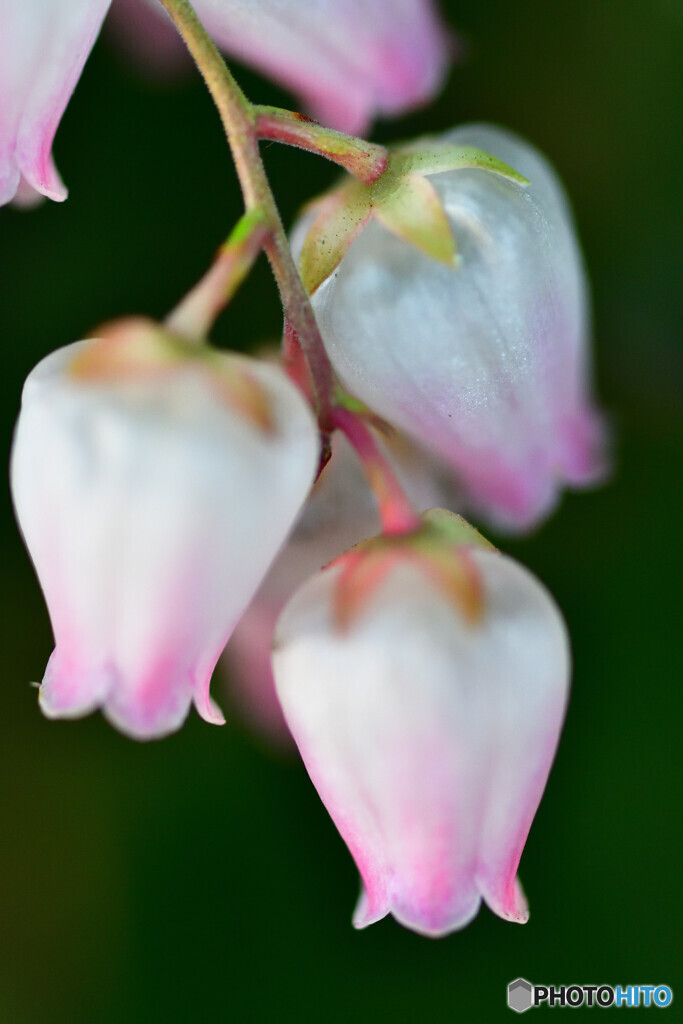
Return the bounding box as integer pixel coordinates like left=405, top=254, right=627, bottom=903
left=159, top=0, right=334, bottom=427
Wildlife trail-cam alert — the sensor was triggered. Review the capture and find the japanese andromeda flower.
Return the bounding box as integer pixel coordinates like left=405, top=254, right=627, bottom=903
left=10, top=325, right=318, bottom=739
left=296, top=124, right=607, bottom=531
left=224, top=428, right=459, bottom=743
left=1, top=0, right=450, bottom=207
left=273, top=512, right=570, bottom=935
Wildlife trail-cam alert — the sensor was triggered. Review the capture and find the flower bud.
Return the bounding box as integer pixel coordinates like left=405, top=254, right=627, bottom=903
left=273, top=514, right=570, bottom=935
left=10, top=329, right=318, bottom=739
left=297, top=124, right=607, bottom=530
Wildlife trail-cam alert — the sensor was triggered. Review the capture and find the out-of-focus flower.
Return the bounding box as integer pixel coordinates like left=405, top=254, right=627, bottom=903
left=273, top=511, right=570, bottom=935
left=2, top=0, right=452, bottom=209
left=224, top=428, right=460, bottom=745
left=295, top=124, right=607, bottom=531
left=189, top=0, right=452, bottom=133
left=10, top=324, right=318, bottom=739
left=0, top=0, right=112, bottom=206
left=106, top=0, right=191, bottom=78
left=112, top=0, right=452, bottom=134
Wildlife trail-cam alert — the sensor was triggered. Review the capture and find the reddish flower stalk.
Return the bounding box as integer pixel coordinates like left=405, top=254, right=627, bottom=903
left=255, top=106, right=388, bottom=184
left=331, top=406, right=421, bottom=536
left=165, top=209, right=270, bottom=341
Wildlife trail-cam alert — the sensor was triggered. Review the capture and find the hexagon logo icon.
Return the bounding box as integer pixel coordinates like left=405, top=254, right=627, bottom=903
left=508, top=978, right=533, bottom=1013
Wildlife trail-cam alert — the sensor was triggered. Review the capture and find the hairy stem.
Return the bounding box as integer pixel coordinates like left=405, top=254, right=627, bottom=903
left=159, top=0, right=334, bottom=426
left=255, top=106, right=388, bottom=184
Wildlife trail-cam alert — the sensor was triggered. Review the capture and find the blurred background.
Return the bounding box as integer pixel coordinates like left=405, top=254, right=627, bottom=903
left=0, top=0, right=680, bottom=1020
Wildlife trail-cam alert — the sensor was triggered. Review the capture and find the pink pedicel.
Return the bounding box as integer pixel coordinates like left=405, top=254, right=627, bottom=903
left=10, top=338, right=318, bottom=739
left=273, top=545, right=570, bottom=936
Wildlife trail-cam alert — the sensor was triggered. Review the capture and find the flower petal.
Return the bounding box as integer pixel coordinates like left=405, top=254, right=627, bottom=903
left=0, top=0, right=112, bottom=205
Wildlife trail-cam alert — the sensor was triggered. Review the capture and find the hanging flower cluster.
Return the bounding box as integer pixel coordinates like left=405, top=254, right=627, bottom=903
left=6, top=0, right=607, bottom=937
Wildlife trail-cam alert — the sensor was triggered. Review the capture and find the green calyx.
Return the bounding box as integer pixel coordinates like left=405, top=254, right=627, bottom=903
left=331, top=508, right=497, bottom=632
left=419, top=508, right=497, bottom=552
left=299, top=143, right=529, bottom=295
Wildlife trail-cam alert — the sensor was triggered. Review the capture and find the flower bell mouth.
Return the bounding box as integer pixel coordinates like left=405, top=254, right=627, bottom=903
left=0, top=0, right=113, bottom=206
left=10, top=331, right=319, bottom=739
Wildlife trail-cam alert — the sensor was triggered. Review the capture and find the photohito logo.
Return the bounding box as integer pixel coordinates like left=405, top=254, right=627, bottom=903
left=507, top=979, right=673, bottom=1012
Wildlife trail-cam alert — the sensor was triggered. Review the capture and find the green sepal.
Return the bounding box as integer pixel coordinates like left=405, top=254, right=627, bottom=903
left=330, top=508, right=493, bottom=630
left=298, top=184, right=372, bottom=295
left=374, top=172, right=457, bottom=266
left=297, top=143, right=527, bottom=294
left=420, top=508, right=497, bottom=551
left=69, top=318, right=195, bottom=378
left=391, top=142, right=530, bottom=186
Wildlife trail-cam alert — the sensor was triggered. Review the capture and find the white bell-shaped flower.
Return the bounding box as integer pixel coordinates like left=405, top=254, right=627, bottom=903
left=300, top=124, right=607, bottom=530
left=273, top=533, right=570, bottom=935
left=11, top=333, right=318, bottom=739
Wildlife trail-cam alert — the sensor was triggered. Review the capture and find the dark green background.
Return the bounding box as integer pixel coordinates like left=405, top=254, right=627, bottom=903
left=1, top=1, right=680, bottom=1020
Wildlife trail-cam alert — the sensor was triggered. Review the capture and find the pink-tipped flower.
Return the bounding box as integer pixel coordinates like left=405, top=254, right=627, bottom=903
left=273, top=512, right=570, bottom=935
left=125, top=0, right=451, bottom=134
left=10, top=326, right=318, bottom=739
left=224, top=429, right=460, bottom=744
left=0, top=0, right=113, bottom=206
left=298, top=124, right=607, bottom=530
